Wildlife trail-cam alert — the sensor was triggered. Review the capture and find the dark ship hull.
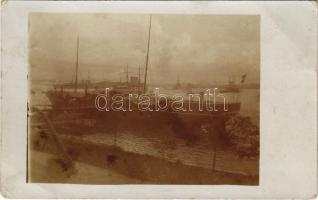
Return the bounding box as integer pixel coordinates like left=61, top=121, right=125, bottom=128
left=45, top=88, right=240, bottom=140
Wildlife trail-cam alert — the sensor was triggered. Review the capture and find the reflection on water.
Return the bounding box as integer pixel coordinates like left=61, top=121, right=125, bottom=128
left=76, top=131, right=258, bottom=175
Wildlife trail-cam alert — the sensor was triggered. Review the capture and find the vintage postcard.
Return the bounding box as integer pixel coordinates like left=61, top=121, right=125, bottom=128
left=1, top=1, right=317, bottom=199
left=28, top=13, right=260, bottom=185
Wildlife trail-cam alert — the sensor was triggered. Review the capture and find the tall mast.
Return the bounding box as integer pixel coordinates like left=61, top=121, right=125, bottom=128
left=74, top=36, right=79, bottom=93
left=143, top=15, right=152, bottom=93
left=126, top=65, right=129, bottom=84
left=138, top=65, right=141, bottom=93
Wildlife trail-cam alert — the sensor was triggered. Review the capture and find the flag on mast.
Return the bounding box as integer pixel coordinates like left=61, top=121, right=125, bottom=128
left=241, top=74, right=247, bottom=84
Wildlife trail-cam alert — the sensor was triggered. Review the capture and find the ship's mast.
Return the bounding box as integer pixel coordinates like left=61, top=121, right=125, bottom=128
left=138, top=65, right=141, bottom=93
left=143, top=15, right=152, bottom=94
left=74, top=36, right=79, bottom=93
left=126, top=65, right=129, bottom=84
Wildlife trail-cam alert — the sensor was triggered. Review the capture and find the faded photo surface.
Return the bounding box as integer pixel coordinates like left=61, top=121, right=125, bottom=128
left=28, top=13, right=260, bottom=185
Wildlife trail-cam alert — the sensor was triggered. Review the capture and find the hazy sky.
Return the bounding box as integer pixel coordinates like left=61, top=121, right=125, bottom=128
left=29, top=13, right=260, bottom=85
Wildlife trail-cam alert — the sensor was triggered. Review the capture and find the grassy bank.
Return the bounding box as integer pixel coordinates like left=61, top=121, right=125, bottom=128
left=30, top=130, right=258, bottom=185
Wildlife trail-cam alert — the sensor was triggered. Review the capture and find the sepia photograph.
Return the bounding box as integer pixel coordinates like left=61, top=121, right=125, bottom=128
left=28, top=13, right=260, bottom=185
